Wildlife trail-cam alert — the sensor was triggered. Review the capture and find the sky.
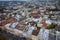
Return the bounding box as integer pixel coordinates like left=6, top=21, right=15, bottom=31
left=0, top=0, right=58, bottom=1
left=0, top=0, right=29, bottom=1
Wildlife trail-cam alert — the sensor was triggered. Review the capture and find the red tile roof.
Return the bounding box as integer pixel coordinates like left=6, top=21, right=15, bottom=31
left=40, top=19, right=47, bottom=27
left=30, top=10, right=40, bottom=18
left=0, top=17, right=15, bottom=26
left=15, top=24, right=26, bottom=31
left=32, top=29, right=39, bottom=36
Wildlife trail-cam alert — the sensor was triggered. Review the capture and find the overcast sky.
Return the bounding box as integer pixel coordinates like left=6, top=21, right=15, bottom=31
left=0, top=0, right=29, bottom=1
left=0, top=0, right=58, bottom=1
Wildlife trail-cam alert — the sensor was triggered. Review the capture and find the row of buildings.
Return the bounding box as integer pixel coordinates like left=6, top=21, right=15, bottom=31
left=0, top=1, right=60, bottom=40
